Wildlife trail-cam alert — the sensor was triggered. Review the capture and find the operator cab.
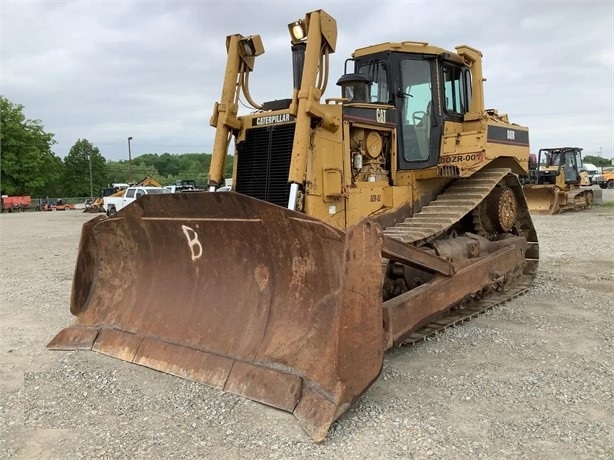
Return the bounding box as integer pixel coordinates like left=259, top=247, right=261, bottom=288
left=536, top=147, right=583, bottom=185
left=338, top=45, right=473, bottom=170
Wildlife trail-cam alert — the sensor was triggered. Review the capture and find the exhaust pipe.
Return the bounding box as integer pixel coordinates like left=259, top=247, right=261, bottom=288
left=292, top=43, right=306, bottom=90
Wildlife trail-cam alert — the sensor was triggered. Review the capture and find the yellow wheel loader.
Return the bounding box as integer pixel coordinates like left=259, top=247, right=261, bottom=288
left=49, top=10, right=539, bottom=442
left=522, top=147, right=593, bottom=214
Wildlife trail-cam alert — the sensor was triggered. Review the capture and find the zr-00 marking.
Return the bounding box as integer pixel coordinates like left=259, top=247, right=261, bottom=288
left=441, top=153, right=479, bottom=163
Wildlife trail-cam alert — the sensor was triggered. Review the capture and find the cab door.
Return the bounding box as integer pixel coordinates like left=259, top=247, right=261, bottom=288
left=396, top=57, right=442, bottom=170
left=563, top=150, right=581, bottom=184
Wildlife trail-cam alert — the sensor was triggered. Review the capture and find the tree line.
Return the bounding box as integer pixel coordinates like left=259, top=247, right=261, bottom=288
left=582, top=155, right=612, bottom=168
left=0, top=96, right=233, bottom=198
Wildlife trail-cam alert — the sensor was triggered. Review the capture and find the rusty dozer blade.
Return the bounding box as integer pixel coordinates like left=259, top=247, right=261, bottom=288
left=47, top=192, right=384, bottom=442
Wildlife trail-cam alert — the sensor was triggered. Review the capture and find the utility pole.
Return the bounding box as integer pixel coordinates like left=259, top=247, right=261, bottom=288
left=89, top=153, right=93, bottom=198
left=128, top=136, right=134, bottom=183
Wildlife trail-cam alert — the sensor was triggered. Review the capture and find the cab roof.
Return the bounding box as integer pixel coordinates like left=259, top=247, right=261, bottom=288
left=352, top=41, right=467, bottom=64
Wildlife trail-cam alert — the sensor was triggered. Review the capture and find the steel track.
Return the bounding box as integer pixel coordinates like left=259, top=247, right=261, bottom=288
left=382, top=167, right=540, bottom=346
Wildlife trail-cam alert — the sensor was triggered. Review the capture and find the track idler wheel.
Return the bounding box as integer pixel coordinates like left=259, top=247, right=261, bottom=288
left=487, top=186, right=517, bottom=232
left=475, top=186, right=518, bottom=236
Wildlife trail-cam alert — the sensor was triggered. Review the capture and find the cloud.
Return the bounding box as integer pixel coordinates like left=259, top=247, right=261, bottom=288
left=2, top=0, right=612, bottom=160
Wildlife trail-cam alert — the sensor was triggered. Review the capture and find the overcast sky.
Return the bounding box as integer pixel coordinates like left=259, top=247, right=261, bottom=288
left=2, top=1, right=613, bottom=162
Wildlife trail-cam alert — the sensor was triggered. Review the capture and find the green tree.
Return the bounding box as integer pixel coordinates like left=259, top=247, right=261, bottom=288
left=224, top=154, right=234, bottom=178
left=113, top=152, right=230, bottom=189
left=0, top=96, right=60, bottom=196
left=583, top=155, right=611, bottom=168
left=104, top=160, right=159, bottom=185
left=138, top=152, right=180, bottom=177
left=63, top=139, right=108, bottom=197
left=38, top=155, right=64, bottom=197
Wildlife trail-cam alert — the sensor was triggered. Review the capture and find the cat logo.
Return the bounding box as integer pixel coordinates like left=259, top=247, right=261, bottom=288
left=376, top=108, right=386, bottom=123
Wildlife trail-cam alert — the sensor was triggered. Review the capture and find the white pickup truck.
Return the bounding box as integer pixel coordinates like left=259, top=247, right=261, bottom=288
left=103, top=186, right=170, bottom=216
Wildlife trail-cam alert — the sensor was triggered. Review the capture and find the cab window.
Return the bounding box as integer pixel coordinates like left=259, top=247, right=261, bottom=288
left=443, top=65, right=470, bottom=115
left=357, top=61, right=389, bottom=103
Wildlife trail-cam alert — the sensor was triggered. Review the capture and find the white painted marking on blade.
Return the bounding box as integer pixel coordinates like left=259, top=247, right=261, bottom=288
left=182, top=225, right=203, bottom=261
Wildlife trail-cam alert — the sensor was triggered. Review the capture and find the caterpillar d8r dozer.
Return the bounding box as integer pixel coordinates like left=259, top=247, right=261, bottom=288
left=522, top=147, right=593, bottom=214
left=48, top=9, right=539, bottom=442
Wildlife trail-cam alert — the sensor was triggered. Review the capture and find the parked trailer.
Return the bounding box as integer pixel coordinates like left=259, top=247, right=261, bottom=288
left=1, top=195, right=32, bottom=213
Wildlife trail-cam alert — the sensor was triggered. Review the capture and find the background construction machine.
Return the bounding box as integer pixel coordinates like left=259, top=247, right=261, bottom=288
left=84, top=186, right=122, bottom=213
left=164, top=179, right=204, bottom=193
left=523, top=147, right=593, bottom=214
left=49, top=10, right=539, bottom=442
left=83, top=176, right=162, bottom=213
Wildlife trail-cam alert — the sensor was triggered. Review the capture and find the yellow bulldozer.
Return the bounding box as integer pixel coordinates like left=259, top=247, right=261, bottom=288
left=522, top=147, right=593, bottom=214
left=48, top=10, right=539, bottom=442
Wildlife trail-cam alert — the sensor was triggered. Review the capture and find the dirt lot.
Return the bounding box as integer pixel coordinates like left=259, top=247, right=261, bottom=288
left=1, top=193, right=613, bottom=459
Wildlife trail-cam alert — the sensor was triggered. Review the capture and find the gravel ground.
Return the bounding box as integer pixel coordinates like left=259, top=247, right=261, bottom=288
left=1, top=189, right=613, bottom=459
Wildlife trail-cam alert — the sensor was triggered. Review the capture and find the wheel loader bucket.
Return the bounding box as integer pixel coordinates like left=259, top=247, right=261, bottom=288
left=47, top=192, right=384, bottom=442
left=523, top=185, right=560, bottom=214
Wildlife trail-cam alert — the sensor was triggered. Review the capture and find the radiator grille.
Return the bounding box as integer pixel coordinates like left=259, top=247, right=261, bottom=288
left=235, top=124, right=294, bottom=207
